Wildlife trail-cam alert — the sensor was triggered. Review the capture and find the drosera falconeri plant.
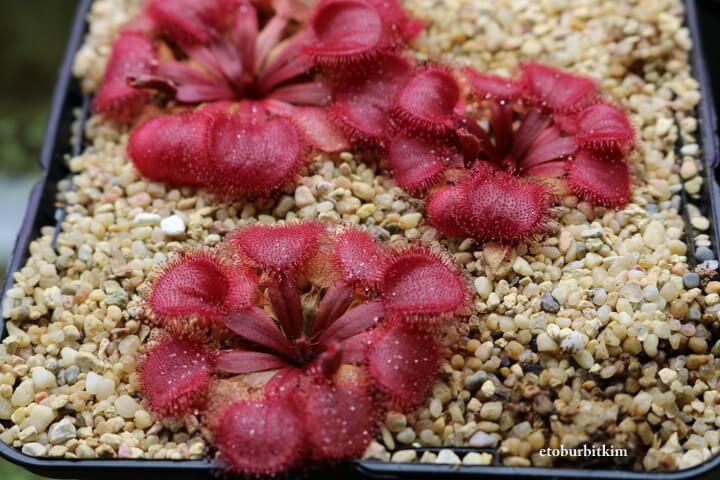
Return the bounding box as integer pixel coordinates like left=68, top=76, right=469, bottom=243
left=94, top=0, right=636, bottom=248
left=93, top=0, right=422, bottom=197
left=386, top=63, right=637, bottom=244
left=137, top=220, right=469, bottom=475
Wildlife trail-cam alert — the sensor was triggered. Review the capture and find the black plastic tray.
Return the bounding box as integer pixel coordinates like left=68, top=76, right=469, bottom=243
left=1, top=0, right=720, bottom=478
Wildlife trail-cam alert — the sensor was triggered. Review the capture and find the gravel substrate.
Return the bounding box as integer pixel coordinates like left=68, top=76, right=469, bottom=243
left=2, top=0, right=720, bottom=472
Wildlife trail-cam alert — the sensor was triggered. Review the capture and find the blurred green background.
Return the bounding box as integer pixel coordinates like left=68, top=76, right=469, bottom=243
left=0, top=0, right=76, bottom=478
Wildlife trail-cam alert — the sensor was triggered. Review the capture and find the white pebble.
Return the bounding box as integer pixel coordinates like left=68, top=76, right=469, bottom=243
left=86, top=372, right=115, bottom=400
left=512, top=257, right=533, bottom=276
left=294, top=185, right=315, bottom=208
left=469, top=431, right=497, bottom=448
left=391, top=450, right=417, bottom=463
left=316, top=201, right=334, bottom=213
left=132, top=213, right=161, bottom=226
left=399, top=212, right=422, bottom=230
left=49, top=418, right=77, bottom=444
left=115, top=395, right=141, bottom=419
left=660, top=281, right=681, bottom=302
left=537, top=332, right=558, bottom=352
left=436, top=449, right=462, bottom=464
left=12, top=379, right=34, bottom=407
left=474, top=277, right=492, bottom=299
left=644, top=334, right=659, bottom=357
left=0, top=398, right=12, bottom=420
left=581, top=227, right=603, bottom=238
left=31, top=367, right=57, bottom=391
left=643, top=220, right=665, bottom=249
left=21, top=443, right=47, bottom=457
left=680, top=144, right=699, bottom=156
left=659, top=368, right=678, bottom=385
left=160, top=215, right=186, bottom=236
left=481, top=380, right=496, bottom=397
left=643, top=285, right=660, bottom=302
left=21, top=405, right=56, bottom=433
left=597, top=304, right=611, bottom=321
left=118, top=335, right=141, bottom=355
left=561, top=331, right=586, bottom=352
left=573, top=350, right=595, bottom=369
left=134, top=410, right=153, bottom=429
left=463, top=452, right=493, bottom=465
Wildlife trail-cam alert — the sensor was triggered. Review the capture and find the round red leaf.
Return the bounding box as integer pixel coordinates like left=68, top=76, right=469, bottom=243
left=381, top=247, right=466, bottom=317
left=148, top=250, right=256, bottom=328
left=128, top=110, right=215, bottom=187
left=301, top=378, right=376, bottom=461
left=567, top=150, right=631, bottom=208
left=367, top=324, right=443, bottom=409
left=388, top=133, right=456, bottom=195
left=521, top=63, right=598, bottom=113
left=391, top=68, right=460, bottom=135
left=332, top=229, right=388, bottom=285
left=426, top=184, right=468, bottom=238
left=574, top=103, right=635, bottom=151
left=457, top=165, right=554, bottom=244
left=94, top=31, right=156, bottom=121
left=306, top=0, right=386, bottom=68
left=209, top=109, right=308, bottom=195
left=138, top=336, right=213, bottom=417
left=213, top=397, right=305, bottom=475
left=230, top=221, right=326, bottom=272
left=330, top=53, right=413, bottom=146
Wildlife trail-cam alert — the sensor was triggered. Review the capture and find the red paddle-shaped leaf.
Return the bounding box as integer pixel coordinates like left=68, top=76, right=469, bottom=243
left=330, top=54, right=412, bottom=146
left=367, top=324, right=443, bottom=409
left=388, top=133, right=458, bottom=195
left=306, top=0, right=387, bottom=68
left=458, top=165, right=554, bottom=244
left=317, top=300, right=384, bottom=343
left=230, top=221, right=326, bottom=272
left=128, top=110, right=214, bottom=186
left=381, top=247, right=466, bottom=318
left=391, top=68, right=460, bottom=135
left=426, top=184, right=468, bottom=238
left=213, top=397, right=305, bottom=475
left=519, top=135, right=577, bottom=173
left=312, top=280, right=355, bottom=336
left=215, top=349, right=290, bottom=374
left=574, top=103, right=635, bottom=151
left=337, top=331, right=373, bottom=364
left=225, top=306, right=295, bottom=358
left=301, top=378, right=376, bottom=461
left=266, top=273, right=305, bottom=341
left=264, top=101, right=350, bottom=152
left=94, top=31, right=156, bottom=121
left=264, top=367, right=303, bottom=398
left=132, top=60, right=237, bottom=103
left=521, top=63, right=598, bottom=113
left=147, top=250, right=257, bottom=329
left=464, top=68, right=521, bottom=101
left=369, top=0, right=423, bottom=41
left=332, top=229, right=389, bottom=285
left=138, top=336, right=213, bottom=417
left=567, top=150, right=631, bottom=207
left=147, top=0, right=235, bottom=47
left=209, top=108, right=308, bottom=195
